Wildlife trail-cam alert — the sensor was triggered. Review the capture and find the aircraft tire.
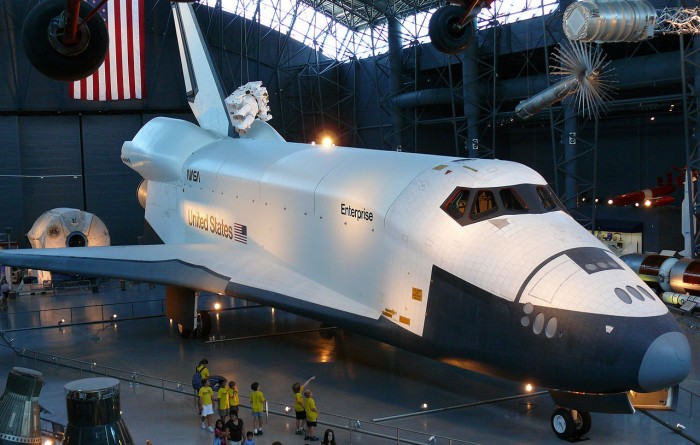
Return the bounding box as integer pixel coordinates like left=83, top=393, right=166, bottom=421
left=196, top=310, right=212, bottom=339
left=551, top=408, right=575, bottom=440
left=22, top=0, right=108, bottom=81
left=428, top=5, right=474, bottom=55
left=177, top=324, right=192, bottom=339
left=574, top=411, right=592, bottom=437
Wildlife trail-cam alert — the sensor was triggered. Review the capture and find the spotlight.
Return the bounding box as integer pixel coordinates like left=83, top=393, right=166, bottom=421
left=58, top=319, right=65, bottom=326
left=321, top=136, right=333, bottom=147
left=111, top=314, right=118, bottom=320
left=354, top=420, right=362, bottom=429
left=607, top=199, right=613, bottom=205
left=44, top=439, right=54, bottom=445
left=650, top=116, right=655, bottom=121
left=634, top=202, right=640, bottom=207
left=284, top=406, right=291, bottom=413
left=214, top=302, right=221, bottom=310
left=420, top=402, right=428, bottom=410
left=525, top=383, right=534, bottom=392
left=644, top=199, right=652, bottom=207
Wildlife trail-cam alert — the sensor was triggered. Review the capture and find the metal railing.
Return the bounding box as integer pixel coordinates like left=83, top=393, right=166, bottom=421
left=0, top=299, right=165, bottom=329
left=4, top=344, right=478, bottom=445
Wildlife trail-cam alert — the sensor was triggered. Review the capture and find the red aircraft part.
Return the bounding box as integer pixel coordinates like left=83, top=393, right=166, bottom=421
left=608, top=184, right=676, bottom=206
left=623, top=254, right=700, bottom=295
left=643, top=196, right=675, bottom=207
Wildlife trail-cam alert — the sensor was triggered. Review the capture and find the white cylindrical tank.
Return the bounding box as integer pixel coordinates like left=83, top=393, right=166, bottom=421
left=27, top=208, right=110, bottom=249
left=563, top=0, right=657, bottom=42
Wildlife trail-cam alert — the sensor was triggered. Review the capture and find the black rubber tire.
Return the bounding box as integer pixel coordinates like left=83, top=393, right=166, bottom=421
left=551, top=408, right=575, bottom=440
left=23, top=0, right=108, bottom=81
left=196, top=310, right=212, bottom=339
left=575, top=411, right=592, bottom=437
left=177, top=324, right=192, bottom=339
left=428, top=5, right=475, bottom=55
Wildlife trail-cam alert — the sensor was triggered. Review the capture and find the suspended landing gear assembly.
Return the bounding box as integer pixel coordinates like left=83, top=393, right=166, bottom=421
left=428, top=0, right=493, bottom=54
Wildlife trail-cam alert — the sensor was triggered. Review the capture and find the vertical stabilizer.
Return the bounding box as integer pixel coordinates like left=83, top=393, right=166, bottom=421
left=172, top=3, right=234, bottom=137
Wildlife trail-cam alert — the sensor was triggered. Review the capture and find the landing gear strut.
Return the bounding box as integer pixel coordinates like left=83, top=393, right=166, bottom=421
left=551, top=408, right=592, bottom=440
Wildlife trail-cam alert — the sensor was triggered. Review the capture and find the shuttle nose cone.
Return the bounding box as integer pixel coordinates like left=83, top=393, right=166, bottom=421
left=638, top=332, right=691, bottom=392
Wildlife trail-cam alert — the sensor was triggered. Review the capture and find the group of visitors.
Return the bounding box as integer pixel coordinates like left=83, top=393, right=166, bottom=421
left=194, top=359, right=244, bottom=445
left=194, top=359, right=337, bottom=444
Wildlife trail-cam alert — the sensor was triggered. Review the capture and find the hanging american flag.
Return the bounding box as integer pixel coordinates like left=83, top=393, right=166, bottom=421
left=70, top=0, right=145, bottom=100
left=234, top=223, right=247, bottom=244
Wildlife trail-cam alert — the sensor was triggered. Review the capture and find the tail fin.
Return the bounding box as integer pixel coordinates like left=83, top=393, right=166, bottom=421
left=172, top=3, right=234, bottom=137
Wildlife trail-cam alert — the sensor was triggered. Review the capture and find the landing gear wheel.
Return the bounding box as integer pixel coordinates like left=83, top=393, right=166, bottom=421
left=22, top=0, right=108, bottom=81
left=428, top=5, right=475, bottom=55
left=196, top=310, right=212, bottom=338
left=177, top=310, right=212, bottom=339
left=177, top=324, right=192, bottom=339
left=574, top=411, right=592, bottom=437
left=551, top=408, right=575, bottom=440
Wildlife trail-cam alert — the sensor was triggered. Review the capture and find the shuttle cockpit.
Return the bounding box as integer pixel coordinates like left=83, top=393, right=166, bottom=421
left=441, top=184, right=567, bottom=225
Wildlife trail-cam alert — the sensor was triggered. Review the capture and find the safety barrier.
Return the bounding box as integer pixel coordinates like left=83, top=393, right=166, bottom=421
left=4, top=344, right=477, bottom=445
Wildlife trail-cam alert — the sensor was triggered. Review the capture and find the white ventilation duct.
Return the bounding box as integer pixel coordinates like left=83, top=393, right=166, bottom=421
left=27, top=208, right=110, bottom=249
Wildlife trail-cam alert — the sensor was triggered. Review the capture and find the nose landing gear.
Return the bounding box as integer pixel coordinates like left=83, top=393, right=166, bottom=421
left=551, top=408, right=592, bottom=441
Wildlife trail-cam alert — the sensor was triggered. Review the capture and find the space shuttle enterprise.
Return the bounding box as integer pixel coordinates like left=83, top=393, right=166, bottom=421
left=0, top=3, right=691, bottom=441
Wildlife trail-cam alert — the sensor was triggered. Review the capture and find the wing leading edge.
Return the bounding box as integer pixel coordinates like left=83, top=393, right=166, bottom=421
left=0, top=245, right=380, bottom=319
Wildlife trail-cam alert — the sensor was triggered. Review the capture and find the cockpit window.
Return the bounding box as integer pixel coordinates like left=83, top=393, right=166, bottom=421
left=441, top=184, right=566, bottom=226
left=442, top=189, right=470, bottom=219
left=500, top=189, right=528, bottom=212
left=471, top=190, right=498, bottom=219
left=537, top=186, right=557, bottom=210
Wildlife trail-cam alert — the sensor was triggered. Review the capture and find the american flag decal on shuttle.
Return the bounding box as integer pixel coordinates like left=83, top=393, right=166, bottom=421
left=234, top=223, right=247, bottom=244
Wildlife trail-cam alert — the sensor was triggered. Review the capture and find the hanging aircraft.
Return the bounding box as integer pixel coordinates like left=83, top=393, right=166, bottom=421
left=3, top=3, right=691, bottom=441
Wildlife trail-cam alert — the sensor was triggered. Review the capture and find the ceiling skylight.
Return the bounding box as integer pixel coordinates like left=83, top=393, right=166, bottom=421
left=214, top=0, right=559, bottom=61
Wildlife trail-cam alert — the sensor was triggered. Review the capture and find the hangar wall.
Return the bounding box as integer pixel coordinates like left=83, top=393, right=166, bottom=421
left=0, top=0, right=690, bottom=247
left=0, top=0, right=329, bottom=246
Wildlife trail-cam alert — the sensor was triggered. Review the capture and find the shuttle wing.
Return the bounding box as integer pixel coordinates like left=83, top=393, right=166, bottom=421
left=0, top=245, right=380, bottom=319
